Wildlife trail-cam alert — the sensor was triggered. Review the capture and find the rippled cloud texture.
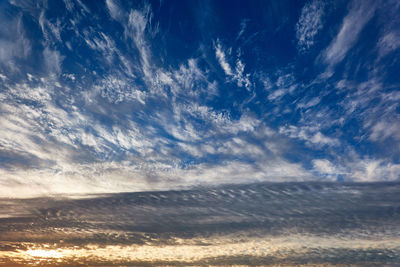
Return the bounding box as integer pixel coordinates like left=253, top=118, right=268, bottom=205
left=1, top=182, right=400, bottom=265
left=1, top=0, right=400, bottom=197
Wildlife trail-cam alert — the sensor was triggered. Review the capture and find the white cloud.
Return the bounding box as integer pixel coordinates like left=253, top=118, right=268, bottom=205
left=280, top=125, right=339, bottom=147
left=215, top=41, right=233, bottom=76
left=313, top=159, right=336, bottom=173
left=0, top=156, right=314, bottom=198
left=265, top=72, right=297, bottom=101
left=296, top=0, right=324, bottom=52
left=268, top=88, right=286, bottom=101
left=369, top=120, right=400, bottom=142
left=39, top=11, right=62, bottom=44
left=63, top=73, right=76, bottom=81
left=95, top=75, right=147, bottom=104
left=0, top=73, right=280, bottom=198
left=172, top=58, right=207, bottom=95
left=321, top=0, right=375, bottom=69
left=7, top=82, right=52, bottom=102
left=335, top=77, right=400, bottom=144
left=297, top=97, right=320, bottom=109
left=214, top=41, right=252, bottom=90
left=347, top=159, right=400, bottom=182
left=236, top=19, right=248, bottom=40
left=106, top=0, right=124, bottom=21
left=312, top=157, right=400, bottom=182
left=3, top=1, right=399, bottom=198
left=43, top=47, right=64, bottom=75
left=312, top=159, right=340, bottom=180
left=0, top=15, right=31, bottom=72
left=378, top=31, right=400, bottom=57
left=126, top=8, right=153, bottom=79
left=105, top=1, right=155, bottom=81
left=84, top=31, right=135, bottom=77
left=233, top=59, right=251, bottom=90
left=0, top=77, right=315, bottom=198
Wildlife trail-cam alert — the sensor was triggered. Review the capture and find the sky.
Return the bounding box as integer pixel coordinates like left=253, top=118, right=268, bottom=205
left=0, top=0, right=400, bottom=197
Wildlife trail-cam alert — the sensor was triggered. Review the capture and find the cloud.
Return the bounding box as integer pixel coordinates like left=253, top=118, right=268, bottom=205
left=39, top=10, right=62, bottom=44
left=312, top=157, right=400, bottom=182
left=43, top=47, right=64, bottom=75
left=126, top=7, right=154, bottom=79
left=321, top=0, right=376, bottom=70
left=214, top=40, right=252, bottom=90
left=0, top=70, right=315, bottom=197
left=0, top=157, right=314, bottom=198
left=335, top=77, right=400, bottom=146
left=84, top=30, right=135, bottom=77
left=378, top=31, right=400, bottom=58
left=1, top=0, right=399, bottom=197
left=279, top=125, right=339, bottom=147
left=94, top=75, right=147, bottom=104
left=296, top=0, right=324, bottom=52
left=263, top=72, right=297, bottom=101
left=0, top=14, right=31, bottom=72
left=296, top=96, right=320, bottom=109
left=236, top=19, right=249, bottom=40
left=369, top=120, right=400, bottom=142
left=234, top=59, right=251, bottom=89
left=215, top=41, right=233, bottom=76
left=347, top=159, right=400, bottom=182
left=105, top=0, right=124, bottom=21
left=312, top=159, right=341, bottom=180
left=312, top=159, right=336, bottom=174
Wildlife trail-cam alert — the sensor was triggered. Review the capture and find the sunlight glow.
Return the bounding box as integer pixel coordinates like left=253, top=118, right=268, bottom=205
left=26, top=249, right=62, bottom=258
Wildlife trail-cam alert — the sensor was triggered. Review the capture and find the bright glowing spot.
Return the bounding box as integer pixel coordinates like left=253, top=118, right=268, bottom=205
left=26, top=249, right=62, bottom=258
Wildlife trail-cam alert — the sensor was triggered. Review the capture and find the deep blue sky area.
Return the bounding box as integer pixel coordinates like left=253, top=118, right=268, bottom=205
left=0, top=0, right=400, bottom=197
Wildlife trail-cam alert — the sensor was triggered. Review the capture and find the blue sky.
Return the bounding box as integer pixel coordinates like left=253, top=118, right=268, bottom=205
left=0, top=0, right=399, bottom=197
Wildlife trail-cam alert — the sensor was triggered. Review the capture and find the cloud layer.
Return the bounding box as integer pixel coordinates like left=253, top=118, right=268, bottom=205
left=0, top=0, right=399, bottom=197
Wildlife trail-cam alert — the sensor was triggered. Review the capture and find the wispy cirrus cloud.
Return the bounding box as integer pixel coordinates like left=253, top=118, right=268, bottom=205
left=279, top=125, right=339, bottom=148
left=321, top=0, right=376, bottom=73
left=378, top=31, right=400, bottom=58
left=369, top=120, right=400, bottom=142
left=214, top=40, right=252, bottom=90
left=215, top=41, right=233, bottom=76
left=94, top=75, right=147, bottom=104
left=0, top=0, right=399, bottom=198
left=296, top=0, right=324, bottom=52
left=0, top=2, right=314, bottom=197
left=0, top=14, right=31, bottom=72
left=105, top=0, right=125, bottom=21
